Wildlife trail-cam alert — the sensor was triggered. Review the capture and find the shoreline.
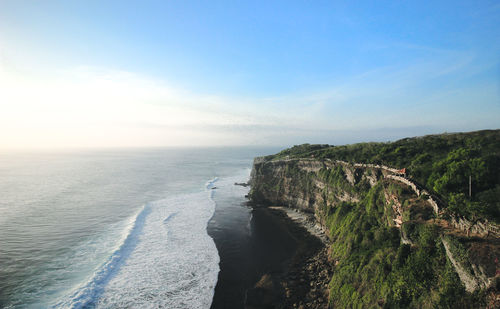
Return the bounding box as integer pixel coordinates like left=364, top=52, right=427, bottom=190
left=244, top=206, right=331, bottom=309
left=208, top=178, right=332, bottom=309
left=268, top=206, right=329, bottom=244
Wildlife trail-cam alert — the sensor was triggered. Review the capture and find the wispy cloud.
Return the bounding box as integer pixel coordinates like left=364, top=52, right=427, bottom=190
left=1, top=52, right=498, bottom=150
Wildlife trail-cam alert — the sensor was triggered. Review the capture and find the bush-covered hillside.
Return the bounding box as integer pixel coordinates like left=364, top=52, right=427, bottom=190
left=270, top=130, right=500, bottom=222
left=325, top=184, right=481, bottom=308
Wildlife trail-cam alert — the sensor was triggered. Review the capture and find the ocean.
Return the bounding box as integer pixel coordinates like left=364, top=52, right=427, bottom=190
left=0, top=147, right=278, bottom=308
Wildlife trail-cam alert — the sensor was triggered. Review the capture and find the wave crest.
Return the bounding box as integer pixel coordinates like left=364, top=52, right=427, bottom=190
left=55, top=179, right=220, bottom=308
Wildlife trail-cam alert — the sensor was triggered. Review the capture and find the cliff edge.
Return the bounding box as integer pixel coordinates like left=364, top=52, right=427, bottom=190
left=249, top=130, right=500, bottom=308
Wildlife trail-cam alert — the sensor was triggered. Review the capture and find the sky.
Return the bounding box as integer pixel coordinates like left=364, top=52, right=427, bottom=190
left=0, top=0, right=499, bottom=149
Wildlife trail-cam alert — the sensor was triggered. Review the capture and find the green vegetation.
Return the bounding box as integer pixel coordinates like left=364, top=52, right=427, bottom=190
left=442, top=235, right=474, bottom=275
left=324, top=184, right=481, bottom=308
left=251, top=130, right=499, bottom=308
left=271, top=143, right=330, bottom=159
left=271, top=130, right=500, bottom=222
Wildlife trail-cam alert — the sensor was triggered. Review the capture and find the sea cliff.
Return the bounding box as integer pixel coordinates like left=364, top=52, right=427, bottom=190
left=248, top=131, right=500, bottom=308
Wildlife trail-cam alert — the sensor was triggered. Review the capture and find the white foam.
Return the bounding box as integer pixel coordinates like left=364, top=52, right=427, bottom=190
left=52, top=205, right=151, bottom=308
left=54, top=180, right=220, bottom=309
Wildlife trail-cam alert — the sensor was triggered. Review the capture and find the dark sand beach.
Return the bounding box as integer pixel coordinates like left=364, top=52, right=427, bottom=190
left=208, top=198, right=330, bottom=309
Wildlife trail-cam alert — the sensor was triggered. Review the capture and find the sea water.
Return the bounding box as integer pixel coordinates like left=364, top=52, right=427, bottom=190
left=0, top=147, right=275, bottom=308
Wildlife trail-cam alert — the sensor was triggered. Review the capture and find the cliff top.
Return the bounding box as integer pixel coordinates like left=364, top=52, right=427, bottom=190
left=257, top=129, right=500, bottom=223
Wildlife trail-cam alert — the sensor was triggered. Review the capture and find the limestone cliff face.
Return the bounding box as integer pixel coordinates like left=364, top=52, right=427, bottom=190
left=249, top=158, right=329, bottom=212
left=249, top=156, right=499, bottom=294
left=249, top=157, right=393, bottom=227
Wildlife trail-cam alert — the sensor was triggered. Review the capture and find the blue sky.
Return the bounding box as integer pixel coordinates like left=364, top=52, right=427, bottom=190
left=0, top=1, right=499, bottom=148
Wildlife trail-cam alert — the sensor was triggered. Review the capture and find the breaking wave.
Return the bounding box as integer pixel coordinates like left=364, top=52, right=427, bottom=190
left=54, top=179, right=220, bottom=308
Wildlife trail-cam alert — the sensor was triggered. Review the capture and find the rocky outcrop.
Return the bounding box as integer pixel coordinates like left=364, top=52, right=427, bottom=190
left=384, top=191, right=403, bottom=227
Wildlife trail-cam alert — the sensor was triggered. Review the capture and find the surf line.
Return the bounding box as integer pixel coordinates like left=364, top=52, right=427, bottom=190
left=53, top=204, right=152, bottom=309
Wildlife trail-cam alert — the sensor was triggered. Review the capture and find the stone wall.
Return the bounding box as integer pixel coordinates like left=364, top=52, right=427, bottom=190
left=385, top=175, right=440, bottom=215
left=450, top=215, right=500, bottom=238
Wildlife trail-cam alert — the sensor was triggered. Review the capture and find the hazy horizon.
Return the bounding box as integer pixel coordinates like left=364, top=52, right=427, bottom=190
left=1, top=1, right=499, bottom=150
left=1, top=128, right=498, bottom=153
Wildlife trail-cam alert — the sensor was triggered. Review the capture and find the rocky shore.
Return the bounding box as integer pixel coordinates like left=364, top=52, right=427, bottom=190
left=244, top=207, right=332, bottom=309
left=280, top=247, right=332, bottom=309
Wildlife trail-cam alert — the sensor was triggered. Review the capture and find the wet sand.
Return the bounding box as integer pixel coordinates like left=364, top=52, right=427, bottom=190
left=209, top=200, right=329, bottom=309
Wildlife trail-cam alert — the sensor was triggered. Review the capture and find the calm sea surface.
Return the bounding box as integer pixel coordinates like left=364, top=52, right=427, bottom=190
left=0, top=147, right=277, bottom=308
